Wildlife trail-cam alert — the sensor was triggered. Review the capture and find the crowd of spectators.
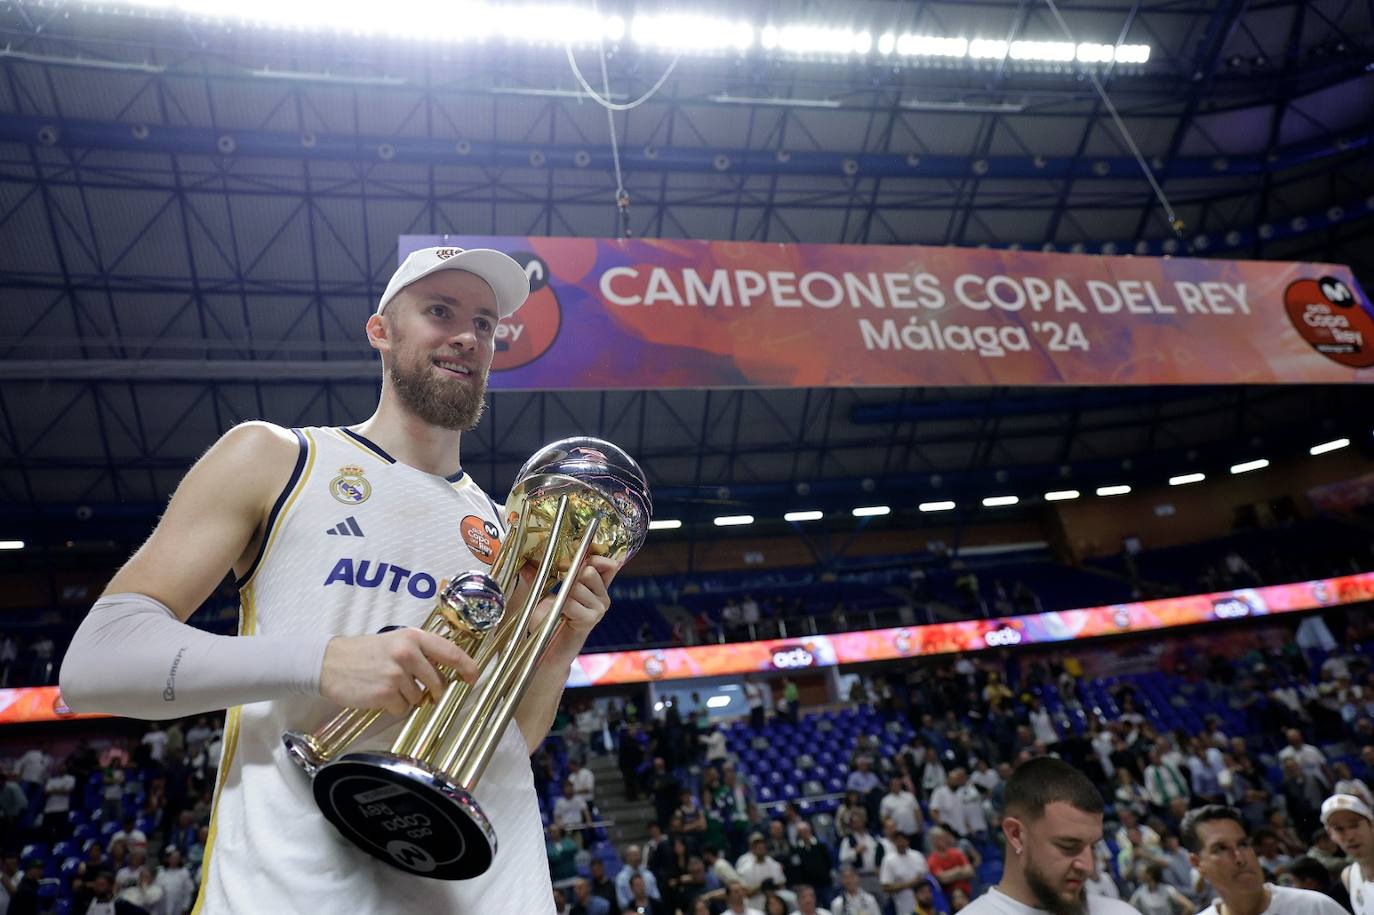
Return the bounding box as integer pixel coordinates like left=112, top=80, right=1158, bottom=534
left=544, top=609, right=1374, bottom=915
left=2, top=718, right=223, bottom=914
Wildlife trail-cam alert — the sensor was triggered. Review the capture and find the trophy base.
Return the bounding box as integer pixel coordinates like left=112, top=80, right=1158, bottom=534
left=282, top=730, right=326, bottom=777
left=312, top=751, right=497, bottom=880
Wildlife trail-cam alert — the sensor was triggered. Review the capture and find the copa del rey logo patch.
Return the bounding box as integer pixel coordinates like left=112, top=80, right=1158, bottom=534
left=460, top=515, right=501, bottom=564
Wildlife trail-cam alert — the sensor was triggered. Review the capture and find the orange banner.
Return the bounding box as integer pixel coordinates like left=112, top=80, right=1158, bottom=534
left=403, top=235, right=1373, bottom=388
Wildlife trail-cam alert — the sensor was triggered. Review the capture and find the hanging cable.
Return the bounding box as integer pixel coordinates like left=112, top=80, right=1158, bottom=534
left=1041, top=0, right=1186, bottom=239
left=564, top=45, right=682, bottom=113
left=563, top=1, right=681, bottom=238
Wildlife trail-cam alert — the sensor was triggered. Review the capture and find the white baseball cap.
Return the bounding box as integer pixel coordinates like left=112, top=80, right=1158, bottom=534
left=1321, top=793, right=1374, bottom=825
left=377, top=246, right=530, bottom=319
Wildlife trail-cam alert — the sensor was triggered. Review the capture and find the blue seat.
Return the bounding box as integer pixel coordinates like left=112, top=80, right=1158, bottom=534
left=72, top=824, right=96, bottom=843
left=20, top=843, right=50, bottom=864
left=52, top=841, right=79, bottom=860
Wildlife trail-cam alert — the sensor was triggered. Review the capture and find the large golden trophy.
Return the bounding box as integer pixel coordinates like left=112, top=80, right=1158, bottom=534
left=281, top=437, right=650, bottom=879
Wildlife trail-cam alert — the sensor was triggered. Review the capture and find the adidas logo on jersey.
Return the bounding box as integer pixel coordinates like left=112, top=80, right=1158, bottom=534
left=325, top=517, right=364, bottom=537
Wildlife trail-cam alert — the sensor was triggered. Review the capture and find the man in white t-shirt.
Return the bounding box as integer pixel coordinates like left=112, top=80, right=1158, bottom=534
left=791, top=884, right=832, bottom=915
left=878, top=830, right=928, bottom=915
left=41, top=763, right=75, bottom=836
left=569, top=758, right=596, bottom=803
left=1322, top=793, right=1374, bottom=915
left=724, top=881, right=765, bottom=915
left=140, top=723, right=168, bottom=763
left=1183, top=804, right=1347, bottom=915
left=1279, top=730, right=1332, bottom=789
left=929, top=771, right=968, bottom=837
left=960, top=756, right=1137, bottom=915
left=736, top=833, right=786, bottom=911
left=745, top=676, right=765, bottom=729
left=831, top=864, right=882, bottom=915
left=553, top=780, right=592, bottom=832
left=881, top=777, right=924, bottom=838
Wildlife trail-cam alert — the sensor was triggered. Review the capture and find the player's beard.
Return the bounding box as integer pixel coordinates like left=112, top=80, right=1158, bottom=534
left=1024, top=855, right=1088, bottom=915
left=388, top=349, right=488, bottom=432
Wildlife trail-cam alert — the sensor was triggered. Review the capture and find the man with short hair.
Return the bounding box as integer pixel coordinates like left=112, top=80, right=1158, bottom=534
left=724, top=881, right=765, bottom=915
left=704, top=845, right=743, bottom=890
left=879, top=829, right=929, bottom=915
left=1323, top=793, right=1374, bottom=914
left=554, top=779, right=593, bottom=835
left=837, top=811, right=884, bottom=898
left=790, top=884, right=832, bottom=915
left=1280, top=730, right=1332, bottom=789
left=960, top=756, right=1137, bottom=914
left=786, top=822, right=834, bottom=905
left=830, top=864, right=881, bottom=915
left=1289, top=856, right=1351, bottom=911
left=926, top=828, right=972, bottom=901
left=736, top=833, right=786, bottom=912
left=570, top=757, right=596, bottom=804
left=881, top=776, right=924, bottom=839
left=616, top=845, right=661, bottom=910
left=1183, top=804, right=1347, bottom=915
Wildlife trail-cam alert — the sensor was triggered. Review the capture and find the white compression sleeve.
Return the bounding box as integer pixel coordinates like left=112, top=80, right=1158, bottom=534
left=59, top=592, right=332, bottom=720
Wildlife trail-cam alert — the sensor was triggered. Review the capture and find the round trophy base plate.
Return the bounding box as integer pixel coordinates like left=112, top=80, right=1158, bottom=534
left=282, top=731, right=325, bottom=777
left=312, top=751, right=496, bottom=880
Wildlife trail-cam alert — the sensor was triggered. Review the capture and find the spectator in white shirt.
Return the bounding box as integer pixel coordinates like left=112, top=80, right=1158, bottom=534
left=157, top=847, right=196, bottom=915
left=969, top=759, right=1002, bottom=795
left=41, top=763, right=75, bottom=840
left=880, top=777, right=924, bottom=838
left=1278, top=729, right=1332, bottom=789
left=928, top=771, right=966, bottom=837
left=140, top=723, right=168, bottom=764
left=553, top=780, right=592, bottom=835
left=723, top=881, right=765, bottom=915
left=830, top=865, right=882, bottom=915
left=736, top=833, right=786, bottom=911
left=838, top=811, right=883, bottom=898
left=789, top=884, right=832, bottom=915
left=569, top=758, right=596, bottom=803
left=1027, top=698, right=1059, bottom=747
left=1143, top=749, right=1191, bottom=811
left=878, top=830, right=928, bottom=915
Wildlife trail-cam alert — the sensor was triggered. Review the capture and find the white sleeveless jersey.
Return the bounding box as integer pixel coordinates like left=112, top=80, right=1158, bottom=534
left=1350, top=862, right=1374, bottom=915
left=194, top=425, right=553, bottom=915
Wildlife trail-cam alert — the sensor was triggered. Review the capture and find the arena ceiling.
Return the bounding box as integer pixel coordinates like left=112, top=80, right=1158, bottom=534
left=0, top=0, right=1372, bottom=542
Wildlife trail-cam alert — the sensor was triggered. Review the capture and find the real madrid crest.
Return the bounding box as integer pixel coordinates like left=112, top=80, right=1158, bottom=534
left=330, top=465, right=372, bottom=505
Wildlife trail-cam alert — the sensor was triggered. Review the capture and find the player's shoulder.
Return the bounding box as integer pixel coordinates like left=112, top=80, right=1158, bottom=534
left=1088, top=897, right=1148, bottom=915
left=1271, top=884, right=1352, bottom=912
left=214, top=420, right=301, bottom=463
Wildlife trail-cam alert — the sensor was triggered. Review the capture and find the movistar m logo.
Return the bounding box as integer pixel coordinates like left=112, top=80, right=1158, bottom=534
left=324, top=558, right=439, bottom=600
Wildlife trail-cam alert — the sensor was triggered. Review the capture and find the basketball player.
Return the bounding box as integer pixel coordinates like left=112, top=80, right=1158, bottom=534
left=59, top=246, right=619, bottom=914
left=1184, top=805, right=1347, bottom=915
left=960, top=757, right=1136, bottom=915
left=1323, top=793, right=1374, bottom=914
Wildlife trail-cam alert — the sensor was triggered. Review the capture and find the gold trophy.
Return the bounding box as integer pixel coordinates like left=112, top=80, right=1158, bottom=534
left=282, top=437, right=650, bottom=879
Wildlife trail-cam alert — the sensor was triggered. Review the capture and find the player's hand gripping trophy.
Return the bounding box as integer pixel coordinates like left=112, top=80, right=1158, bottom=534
left=281, top=437, right=650, bottom=879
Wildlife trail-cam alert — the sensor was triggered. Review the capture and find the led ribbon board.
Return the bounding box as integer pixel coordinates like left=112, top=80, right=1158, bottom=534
left=400, top=235, right=1373, bottom=389
left=565, top=571, right=1374, bottom=687
left=2, top=572, right=1371, bottom=723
